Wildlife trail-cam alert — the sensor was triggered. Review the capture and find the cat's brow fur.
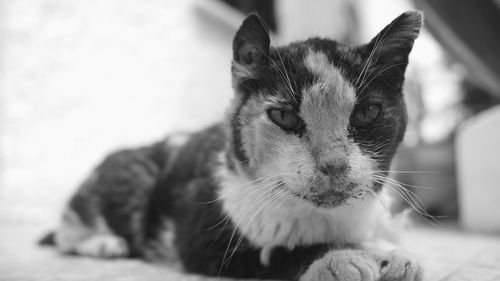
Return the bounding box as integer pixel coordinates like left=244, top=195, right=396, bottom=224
left=44, top=11, right=423, bottom=281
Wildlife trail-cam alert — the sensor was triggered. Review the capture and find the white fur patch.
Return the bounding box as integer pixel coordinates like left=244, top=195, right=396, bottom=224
left=74, top=234, right=128, bottom=258
left=163, top=132, right=191, bottom=173
left=55, top=208, right=94, bottom=253
left=232, top=61, right=256, bottom=82
left=144, top=218, right=180, bottom=263
left=218, top=165, right=398, bottom=253
left=55, top=207, right=129, bottom=258
left=168, top=132, right=190, bottom=147
left=301, top=50, right=356, bottom=141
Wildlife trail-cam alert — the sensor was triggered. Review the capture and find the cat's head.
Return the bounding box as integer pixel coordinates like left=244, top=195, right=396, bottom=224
left=225, top=11, right=422, bottom=208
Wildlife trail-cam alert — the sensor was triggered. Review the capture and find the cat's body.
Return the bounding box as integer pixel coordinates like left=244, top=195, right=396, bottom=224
left=45, top=12, right=424, bottom=281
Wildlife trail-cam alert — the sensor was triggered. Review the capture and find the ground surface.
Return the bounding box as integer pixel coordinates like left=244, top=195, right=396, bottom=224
left=2, top=221, right=500, bottom=281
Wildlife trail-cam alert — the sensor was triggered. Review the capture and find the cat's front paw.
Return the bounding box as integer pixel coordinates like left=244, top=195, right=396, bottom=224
left=300, top=249, right=380, bottom=281
left=74, top=234, right=129, bottom=259
left=378, top=250, right=422, bottom=281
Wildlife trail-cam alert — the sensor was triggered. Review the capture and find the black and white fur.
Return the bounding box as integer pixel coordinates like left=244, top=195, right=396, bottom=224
left=42, top=11, right=424, bottom=281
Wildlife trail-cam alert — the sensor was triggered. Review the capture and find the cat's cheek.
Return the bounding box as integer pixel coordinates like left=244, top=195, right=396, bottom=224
left=281, top=168, right=315, bottom=195
left=283, top=149, right=315, bottom=191
left=347, top=147, right=377, bottom=188
left=259, top=147, right=314, bottom=194
left=245, top=119, right=278, bottom=167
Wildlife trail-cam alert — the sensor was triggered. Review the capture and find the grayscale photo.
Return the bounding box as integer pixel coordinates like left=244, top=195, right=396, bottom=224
left=1, top=0, right=500, bottom=280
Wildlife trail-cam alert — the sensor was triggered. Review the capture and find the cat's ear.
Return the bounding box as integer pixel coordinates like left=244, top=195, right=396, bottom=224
left=364, top=11, right=423, bottom=68
left=233, top=13, right=270, bottom=67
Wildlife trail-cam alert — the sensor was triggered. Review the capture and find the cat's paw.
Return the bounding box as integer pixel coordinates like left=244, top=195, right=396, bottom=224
left=300, top=249, right=380, bottom=281
left=74, top=234, right=129, bottom=259
left=378, top=250, right=422, bottom=281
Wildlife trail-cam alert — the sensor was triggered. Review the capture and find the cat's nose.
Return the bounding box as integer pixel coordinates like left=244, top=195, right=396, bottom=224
left=319, top=163, right=349, bottom=177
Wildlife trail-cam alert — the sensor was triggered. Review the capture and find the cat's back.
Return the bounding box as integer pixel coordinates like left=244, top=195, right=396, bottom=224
left=146, top=123, right=226, bottom=230
left=167, top=123, right=226, bottom=180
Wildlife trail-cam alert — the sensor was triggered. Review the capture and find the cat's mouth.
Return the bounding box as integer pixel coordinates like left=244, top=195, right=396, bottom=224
left=290, top=186, right=366, bottom=208
left=304, top=190, right=351, bottom=208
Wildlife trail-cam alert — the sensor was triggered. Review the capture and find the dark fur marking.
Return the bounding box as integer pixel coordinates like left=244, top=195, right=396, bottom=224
left=230, top=94, right=251, bottom=164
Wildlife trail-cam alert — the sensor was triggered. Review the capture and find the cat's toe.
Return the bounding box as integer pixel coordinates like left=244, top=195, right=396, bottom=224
left=75, top=235, right=129, bottom=259
left=300, top=249, right=379, bottom=281
left=379, top=250, right=422, bottom=281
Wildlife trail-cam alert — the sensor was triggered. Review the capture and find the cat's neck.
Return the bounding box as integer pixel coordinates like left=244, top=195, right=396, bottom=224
left=216, top=161, right=398, bottom=250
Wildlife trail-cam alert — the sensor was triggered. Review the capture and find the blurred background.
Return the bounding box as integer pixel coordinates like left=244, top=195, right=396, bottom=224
left=1, top=0, right=500, bottom=275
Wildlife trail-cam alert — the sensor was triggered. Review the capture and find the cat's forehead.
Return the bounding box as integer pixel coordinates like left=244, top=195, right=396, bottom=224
left=265, top=40, right=361, bottom=107
left=300, top=50, right=356, bottom=138
left=270, top=39, right=361, bottom=110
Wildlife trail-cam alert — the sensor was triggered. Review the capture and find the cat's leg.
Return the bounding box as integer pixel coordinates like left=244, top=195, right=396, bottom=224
left=55, top=142, right=169, bottom=258
left=184, top=239, right=380, bottom=281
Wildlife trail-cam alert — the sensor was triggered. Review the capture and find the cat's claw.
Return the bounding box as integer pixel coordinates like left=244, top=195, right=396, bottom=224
left=300, top=250, right=380, bottom=281
left=378, top=250, right=422, bottom=281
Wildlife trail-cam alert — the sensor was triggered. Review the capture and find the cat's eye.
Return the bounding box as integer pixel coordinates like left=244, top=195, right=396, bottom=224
left=267, top=108, right=302, bottom=131
left=351, top=104, right=382, bottom=127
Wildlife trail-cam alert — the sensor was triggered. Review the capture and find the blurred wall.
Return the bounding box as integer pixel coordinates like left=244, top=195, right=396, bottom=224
left=0, top=0, right=234, bottom=226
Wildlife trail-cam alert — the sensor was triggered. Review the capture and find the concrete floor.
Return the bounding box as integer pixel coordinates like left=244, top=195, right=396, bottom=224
left=2, top=221, right=500, bottom=280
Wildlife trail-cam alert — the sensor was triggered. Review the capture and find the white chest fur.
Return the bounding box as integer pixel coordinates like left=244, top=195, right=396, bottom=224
left=218, top=168, right=398, bottom=251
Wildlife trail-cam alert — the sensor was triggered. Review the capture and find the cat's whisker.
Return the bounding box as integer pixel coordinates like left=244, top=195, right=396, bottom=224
left=217, top=172, right=295, bottom=199
left=208, top=177, right=285, bottom=231
left=375, top=180, right=422, bottom=217
left=204, top=174, right=285, bottom=204
left=373, top=170, right=440, bottom=174
left=395, top=181, right=437, bottom=191
left=207, top=215, right=232, bottom=250
left=372, top=171, right=438, bottom=190
left=357, top=62, right=408, bottom=97
left=354, top=38, right=378, bottom=88
left=372, top=177, right=415, bottom=206
left=360, top=186, right=391, bottom=216
left=252, top=16, right=297, bottom=102
left=377, top=175, right=429, bottom=211
left=372, top=174, right=441, bottom=226
left=373, top=175, right=419, bottom=206
left=371, top=171, right=438, bottom=191
left=355, top=39, right=380, bottom=90
left=242, top=40, right=296, bottom=102
left=205, top=213, right=231, bottom=231
left=275, top=189, right=292, bottom=211
left=274, top=47, right=298, bottom=101
left=390, top=181, right=434, bottom=215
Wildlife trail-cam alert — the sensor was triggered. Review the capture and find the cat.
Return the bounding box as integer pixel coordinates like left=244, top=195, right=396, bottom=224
left=41, top=11, right=424, bottom=281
